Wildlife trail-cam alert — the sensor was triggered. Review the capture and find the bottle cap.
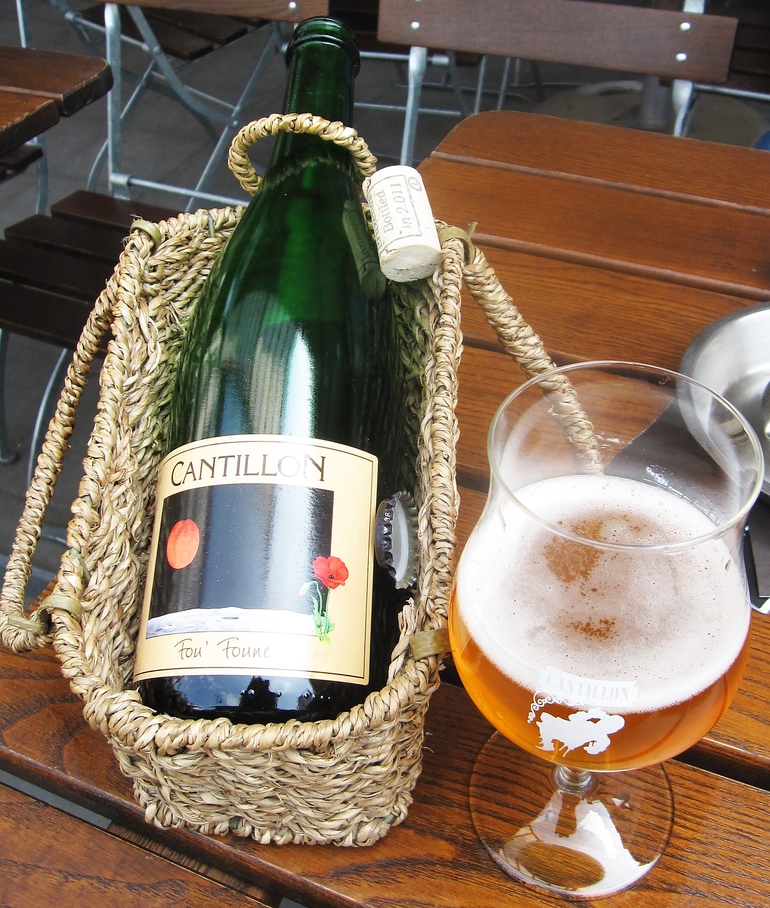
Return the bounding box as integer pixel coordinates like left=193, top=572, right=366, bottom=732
left=363, top=166, right=442, bottom=281
left=374, top=491, right=419, bottom=589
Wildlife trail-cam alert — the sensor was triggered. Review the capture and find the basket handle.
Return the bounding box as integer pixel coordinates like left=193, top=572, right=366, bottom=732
left=0, top=226, right=159, bottom=652
left=406, top=227, right=601, bottom=664
left=441, top=225, right=601, bottom=471
left=228, top=113, right=377, bottom=196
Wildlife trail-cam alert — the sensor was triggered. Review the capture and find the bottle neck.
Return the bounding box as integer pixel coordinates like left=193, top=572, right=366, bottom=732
left=270, top=37, right=357, bottom=167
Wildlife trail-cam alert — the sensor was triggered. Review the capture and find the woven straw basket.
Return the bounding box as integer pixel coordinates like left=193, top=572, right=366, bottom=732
left=0, top=114, right=580, bottom=846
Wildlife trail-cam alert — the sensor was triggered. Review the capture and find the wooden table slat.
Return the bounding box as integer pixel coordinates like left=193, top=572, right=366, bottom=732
left=430, top=110, right=770, bottom=214
left=0, top=781, right=275, bottom=907
left=458, top=247, right=759, bottom=369
left=0, top=45, right=113, bottom=117
left=0, top=89, right=58, bottom=158
left=420, top=157, right=770, bottom=298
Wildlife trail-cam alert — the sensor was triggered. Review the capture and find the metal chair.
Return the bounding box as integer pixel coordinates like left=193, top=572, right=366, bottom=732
left=376, top=0, right=739, bottom=166
left=330, top=1, right=476, bottom=163
left=53, top=0, right=327, bottom=209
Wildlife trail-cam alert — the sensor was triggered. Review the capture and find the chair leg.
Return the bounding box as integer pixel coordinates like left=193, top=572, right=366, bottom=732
left=641, top=75, right=670, bottom=131
left=88, top=58, right=161, bottom=192
left=51, top=0, right=104, bottom=52
left=531, top=60, right=546, bottom=103
left=446, top=51, right=469, bottom=119
left=672, top=78, right=695, bottom=137
left=27, top=350, right=81, bottom=547
left=100, top=4, right=274, bottom=207
left=125, top=7, right=233, bottom=128
left=104, top=2, right=128, bottom=198
left=474, top=55, right=488, bottom=115
left=0, top=332, right=18, bottom=465
left=401, top=46, right=428, bottom=166
left=33, top=136, right=48, bottom=215
left=185, top=21, right=283, bottom=211
left=497, top=58, right=512, bottom=110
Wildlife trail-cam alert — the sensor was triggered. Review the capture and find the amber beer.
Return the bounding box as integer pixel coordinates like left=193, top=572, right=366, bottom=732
left=450, top=473, right=751, bottom=772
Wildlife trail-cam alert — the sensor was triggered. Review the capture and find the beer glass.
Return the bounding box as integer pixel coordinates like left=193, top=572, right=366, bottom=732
left=450, top=361, right=763, bottom=898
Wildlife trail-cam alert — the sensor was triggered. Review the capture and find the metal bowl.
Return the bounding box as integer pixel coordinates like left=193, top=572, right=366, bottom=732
left=680, top=302, right=770, bottom=496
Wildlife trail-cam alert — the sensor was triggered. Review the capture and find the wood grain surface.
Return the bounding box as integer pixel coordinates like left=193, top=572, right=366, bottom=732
left=0, top=646, right=768, bottom=907
left=0, top=90, right=58, bottom=158
left=376, top=0, right=737, bottom=83
left=430, top=110, right=770, bottom=212
left=88, top=0, right=329, bottom=21
left=0, top=781, right=275, bottom=907
left=0, top=45, right=112, bottom=117
left=420, top=110, right=770, bottom=792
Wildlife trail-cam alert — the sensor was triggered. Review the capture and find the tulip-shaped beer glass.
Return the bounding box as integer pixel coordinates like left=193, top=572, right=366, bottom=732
left=450, top=362, right=763, bottom=898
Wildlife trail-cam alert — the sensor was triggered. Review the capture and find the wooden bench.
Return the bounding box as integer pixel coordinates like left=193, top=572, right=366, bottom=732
left=0, top=142, right=43, bottom=183
left=72, top=3, right=265, bottom=62
left=0, top=190, right=177, bottom=353
left=0, top=43, right=115, bottom=463
left=0, top=191, right=177, bottom=475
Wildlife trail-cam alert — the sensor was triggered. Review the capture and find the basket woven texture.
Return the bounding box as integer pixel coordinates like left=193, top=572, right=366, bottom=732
left=0, top=114, right=590, bottom=846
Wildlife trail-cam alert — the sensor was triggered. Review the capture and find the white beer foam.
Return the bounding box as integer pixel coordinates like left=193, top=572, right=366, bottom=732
left=455, top=474, right=749, bottom=713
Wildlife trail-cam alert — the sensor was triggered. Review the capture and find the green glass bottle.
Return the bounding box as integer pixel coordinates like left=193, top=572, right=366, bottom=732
left=134, top=18, right=410, bottom=724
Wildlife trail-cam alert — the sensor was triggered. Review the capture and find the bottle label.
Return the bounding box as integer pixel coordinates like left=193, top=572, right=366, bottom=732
left=134, top=435, right=378, bottom=685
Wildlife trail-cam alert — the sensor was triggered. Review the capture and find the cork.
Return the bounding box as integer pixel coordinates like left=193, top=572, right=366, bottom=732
left=363, top=166, right=442, bottom=281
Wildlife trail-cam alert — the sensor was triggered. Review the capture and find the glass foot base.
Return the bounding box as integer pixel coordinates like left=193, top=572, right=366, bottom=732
left=469, top=733, right=674, bottom=899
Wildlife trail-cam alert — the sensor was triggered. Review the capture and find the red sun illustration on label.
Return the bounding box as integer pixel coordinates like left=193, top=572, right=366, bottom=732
left=166, top=518, right=200, bottom=569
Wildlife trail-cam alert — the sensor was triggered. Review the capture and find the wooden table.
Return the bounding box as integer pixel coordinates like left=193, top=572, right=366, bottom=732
left=0, top=44, right=112, bottom=160
left=1, top=110, right=770, bottom=906
left=420, top=111, right=770, bottom=794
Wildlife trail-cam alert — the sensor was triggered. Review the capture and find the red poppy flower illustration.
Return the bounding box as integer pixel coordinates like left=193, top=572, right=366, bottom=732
left=300, top=555, right=349, bottom=642
left=312, top=555, right=349, bottom=590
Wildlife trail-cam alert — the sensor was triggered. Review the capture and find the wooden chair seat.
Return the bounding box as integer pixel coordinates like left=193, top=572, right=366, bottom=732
left=0, top=143, right=43, bottom=183
left=76, top=3, right=263, bottom=63
left=0, top=191, right=177, bottom=478
left=0, top=191, right=177, bottom=353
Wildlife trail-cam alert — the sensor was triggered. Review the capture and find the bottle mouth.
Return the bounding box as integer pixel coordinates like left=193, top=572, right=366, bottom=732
left=285, top=17, right=361, bottom=74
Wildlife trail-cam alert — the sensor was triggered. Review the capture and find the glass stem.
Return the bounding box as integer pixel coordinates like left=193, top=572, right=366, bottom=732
left=554, top=765, right=598, bottom=797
